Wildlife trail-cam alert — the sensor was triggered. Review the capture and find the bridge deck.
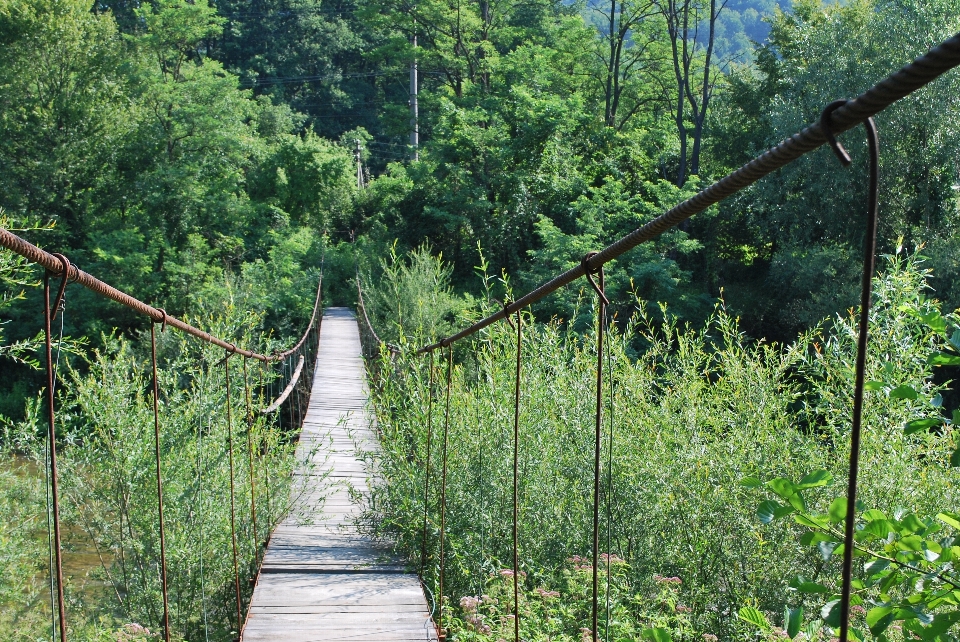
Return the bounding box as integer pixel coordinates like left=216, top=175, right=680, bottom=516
left=242, top=308, right=437, bottom=642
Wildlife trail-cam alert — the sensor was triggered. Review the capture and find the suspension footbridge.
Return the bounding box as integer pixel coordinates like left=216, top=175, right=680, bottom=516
left=242, top=308, right=437, bottom=641
left=1, top=31, right=959, bottom=642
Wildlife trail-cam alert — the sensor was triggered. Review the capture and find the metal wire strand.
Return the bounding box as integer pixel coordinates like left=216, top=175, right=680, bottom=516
left=42, top=272, right=67, bottom=642
left=512, top=310, right=522, bottom=642
left=823, top=106, right=880, bottom=642
left=419, top=351, right=436, bottom=575
left=588, top=260, right=606, bottom=642
left=243, top=358, right=259, bottom=565
left=605, top=318, right=615, bottom=642
left=438, top=346, right=453, bottom=640
left=224, top=353, right=244, bottom=635
left=150, top=324, right=172, bottom=642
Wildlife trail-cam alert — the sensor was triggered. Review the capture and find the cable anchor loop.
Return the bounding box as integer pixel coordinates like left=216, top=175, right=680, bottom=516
left=153, top=307, right=168, bottom=332
left=820, top=100, right=854, bottom=166
left=48, top=253, right=71, bottom=321
left=581, top=252, right=609, bottom=305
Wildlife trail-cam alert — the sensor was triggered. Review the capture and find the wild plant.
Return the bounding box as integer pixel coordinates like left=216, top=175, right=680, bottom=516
left=363, top=247, right=958, bottom=640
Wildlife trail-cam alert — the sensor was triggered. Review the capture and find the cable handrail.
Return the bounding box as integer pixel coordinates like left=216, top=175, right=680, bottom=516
left=417, top=31, right=960, bottom=353
left=261, top=355, right=306, bottom=414
left=0, top=227, right=321, bottom=362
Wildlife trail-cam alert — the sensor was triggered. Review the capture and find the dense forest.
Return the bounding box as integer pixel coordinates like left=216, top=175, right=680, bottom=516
left=2, top=0, right=960, bottom=638
left=4, top=0, right=960, bottom=360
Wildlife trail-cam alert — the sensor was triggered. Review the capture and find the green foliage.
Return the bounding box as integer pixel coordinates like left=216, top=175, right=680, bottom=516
left=364, top=249, right=960, bottom=640
left=0, top=229, right=308, bottom=640
left=360, top=243, right=469, bottom=347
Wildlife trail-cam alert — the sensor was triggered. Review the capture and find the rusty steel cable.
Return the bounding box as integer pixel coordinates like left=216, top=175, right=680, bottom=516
left=150, top=323, right=172, bottom=642
left=604, top=319, right=615, bottom=642
left=196, top=363, right=211, bottom=642
left=42, top=271, right=67, bottom=642
left=419, top=350, right=436, bottom=575
left=224, top=353, right=244, bottom=635
left=417, top=32, right=960, bottom=355
left=0, top=224, right=323, bottom=362
left=819, top=103, right=880, bottom=642
left=511, top=308, right=522, bottom=642
left=437, top=346, right=453, bottom=641
left=243, top=358, right=259, bottom=565
left=582, top=254, right=606, bottom=642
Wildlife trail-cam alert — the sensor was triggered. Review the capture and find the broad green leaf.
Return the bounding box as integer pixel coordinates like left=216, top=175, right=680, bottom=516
left=767, top=478, right=796, bottom=500
left=857, top=519, right=893, bottom=541
left=890, top=385, right=919, bottom=400
left=925, top=610, right=960, bottom=637
left=821, top=599, right=842, bottom=627
left=800, top=531, right=837, bottom=546
left=904, top=418, right=941, bottom=435
left=864, top=559, right=890, bottom=576
left=929, top=352, right=960, bottom=366
left=937, top=512, right=960, bottom=530
left=641, top=627, right=672, bottom=642
left=829, top=497, right=848, bottom=524
left=950, top=329, right=960, bottom=351
left=740, top=476, right=762, bottom=489
left=864, top=380, right=885, bottom=391
left=786, top=491, right=806, bottom=512
left=920, top=310, right=947, bottom=333
left=900, top=514, right=926, bottom=535
left=951, top=446, right=960, bottom=468
left=757, top=500, right=782, bottom=524
left=796, top=470, right=832, bottom=489
left=867, top=606, right=894, bottom=635
left=738, top=606, right=770, bottom=630
left=795, top=514, right=828, bottom=529
left=899, top=534, right=924, bottom=551
left=795, top=581, right=830, bottom=594
left=862, top=509, right=887, bottom=521
left=818, top=540, right=839, bottom=561
left=785, top=606, right=803, bottom=639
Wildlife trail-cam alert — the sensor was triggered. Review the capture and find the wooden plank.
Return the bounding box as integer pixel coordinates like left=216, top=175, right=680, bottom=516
left=243, top=308, right=435, bottom=642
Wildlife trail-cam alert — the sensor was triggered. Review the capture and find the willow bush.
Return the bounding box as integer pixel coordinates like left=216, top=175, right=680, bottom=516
left=2, top=310, right=306, bottom=641
left=363, top=249, right=959, bottom=640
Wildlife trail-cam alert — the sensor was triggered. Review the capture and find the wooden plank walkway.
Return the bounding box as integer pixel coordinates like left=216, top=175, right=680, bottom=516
left=242, top=308, right=437, bottom=642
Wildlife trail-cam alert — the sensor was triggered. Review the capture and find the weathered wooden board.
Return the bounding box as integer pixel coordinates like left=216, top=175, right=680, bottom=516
left=242, top=308, right=435, bottom=642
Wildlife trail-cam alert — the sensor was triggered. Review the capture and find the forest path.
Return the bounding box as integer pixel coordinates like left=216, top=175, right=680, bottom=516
left=242, top=308, right=437, bottom=642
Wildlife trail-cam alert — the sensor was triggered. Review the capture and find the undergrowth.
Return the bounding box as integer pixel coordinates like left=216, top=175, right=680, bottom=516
left=363, top=248, right=960, bottom=640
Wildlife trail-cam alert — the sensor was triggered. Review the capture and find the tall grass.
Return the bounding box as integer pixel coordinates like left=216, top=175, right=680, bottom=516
left=363, top=249, right=959, bottom=640
left=1, top=309, right=304, bottom=641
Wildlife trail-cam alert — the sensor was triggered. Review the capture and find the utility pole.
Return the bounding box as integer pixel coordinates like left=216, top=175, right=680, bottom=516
left=354, top=139, right=364, bottom=189
left=409, top=21, right=419, bottom=161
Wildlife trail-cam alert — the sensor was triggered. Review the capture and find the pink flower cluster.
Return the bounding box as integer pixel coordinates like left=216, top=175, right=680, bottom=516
left=702, top=635, right=718, bottom=642
left=676, top=605, right=692, bottom=613
left=567, top=556, right=593, bottom=572
left=499, top=568, right=527, bottom=579
left=599, top=553, right=625, bottom=564
left=580, top=627, right=594, bottom=642
left=653, top=574, right=682, bottom=585
left=459, top=595, right=492, bottom=635
left=116, top=623, right=155, bottom=642
left=535, top=587, right=560, bottom=599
